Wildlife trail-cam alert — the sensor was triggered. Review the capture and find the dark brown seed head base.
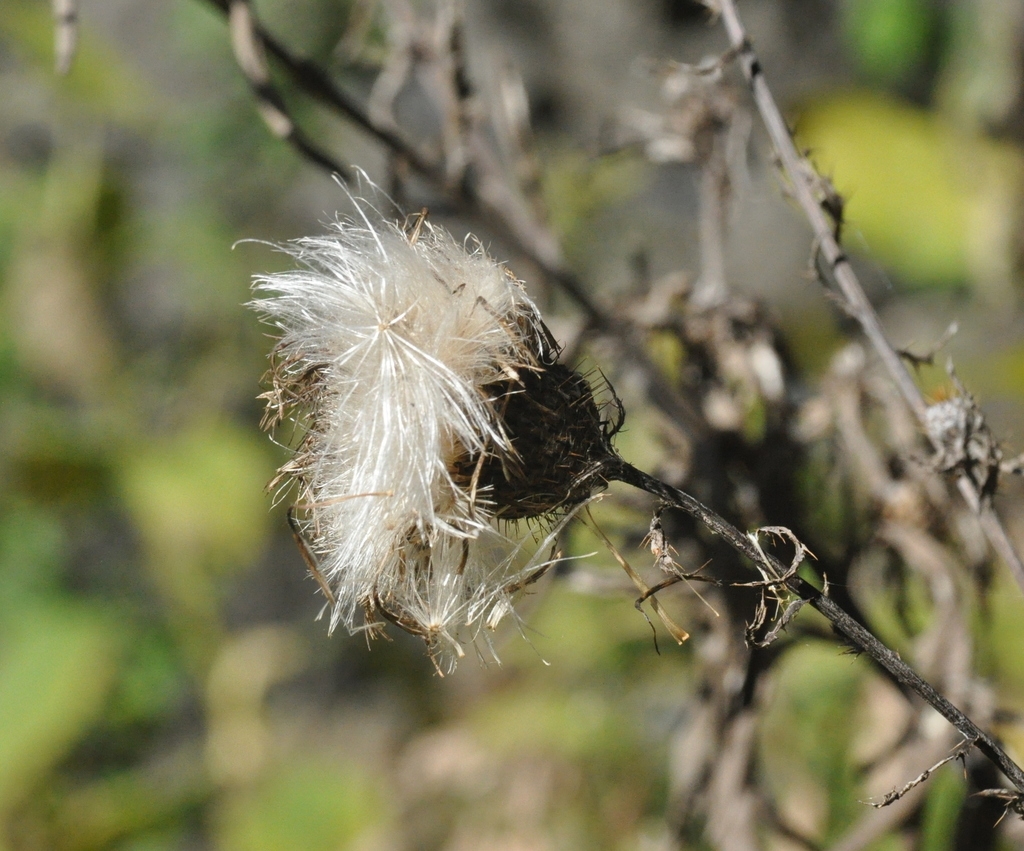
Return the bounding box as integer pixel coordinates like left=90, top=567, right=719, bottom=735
left=456, top=357, right=620, bottom=520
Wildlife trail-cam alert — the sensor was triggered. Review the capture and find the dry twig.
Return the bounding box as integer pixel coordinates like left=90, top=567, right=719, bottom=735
left=868, top=738, right=975, bottom=808
left=227, top=0, right=349, bottom=177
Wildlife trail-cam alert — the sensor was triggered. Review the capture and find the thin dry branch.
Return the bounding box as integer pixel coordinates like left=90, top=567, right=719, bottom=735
left=712, top=0, right=1024, bottom=593
left=829, top=731, right=959, bottom=851
left=227, top=0, right=351, bottom=177
left=205, top=0, right=441, bottom=177
left=868, top=738, right=975, bottom=808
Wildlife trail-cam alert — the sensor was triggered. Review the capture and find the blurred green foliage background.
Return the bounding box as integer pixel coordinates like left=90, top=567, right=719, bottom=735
left=1, top=0, right=1024, bottom=849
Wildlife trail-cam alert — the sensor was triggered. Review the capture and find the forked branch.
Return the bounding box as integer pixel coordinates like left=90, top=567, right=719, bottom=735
left=711, top=0, right=1024, bottom=591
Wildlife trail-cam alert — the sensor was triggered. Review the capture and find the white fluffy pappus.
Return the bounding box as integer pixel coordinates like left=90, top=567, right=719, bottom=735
left=252, top=210, right=613, bottom=666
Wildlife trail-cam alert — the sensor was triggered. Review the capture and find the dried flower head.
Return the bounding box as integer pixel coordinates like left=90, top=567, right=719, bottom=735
left=925, top=367, right=1003, bottom=501
left=252, top=208, right=617, bottom=665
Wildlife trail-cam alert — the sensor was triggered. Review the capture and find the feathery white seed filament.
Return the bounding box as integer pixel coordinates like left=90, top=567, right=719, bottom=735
left=252, top=212, right=561, bottom=662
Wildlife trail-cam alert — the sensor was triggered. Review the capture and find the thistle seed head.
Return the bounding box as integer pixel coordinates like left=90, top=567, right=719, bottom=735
left=251, top=209, right=616, bottom=665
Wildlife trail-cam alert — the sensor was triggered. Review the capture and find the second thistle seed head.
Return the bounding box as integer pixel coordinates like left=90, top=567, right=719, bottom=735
left=252, top=207, right=617, bottom=662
